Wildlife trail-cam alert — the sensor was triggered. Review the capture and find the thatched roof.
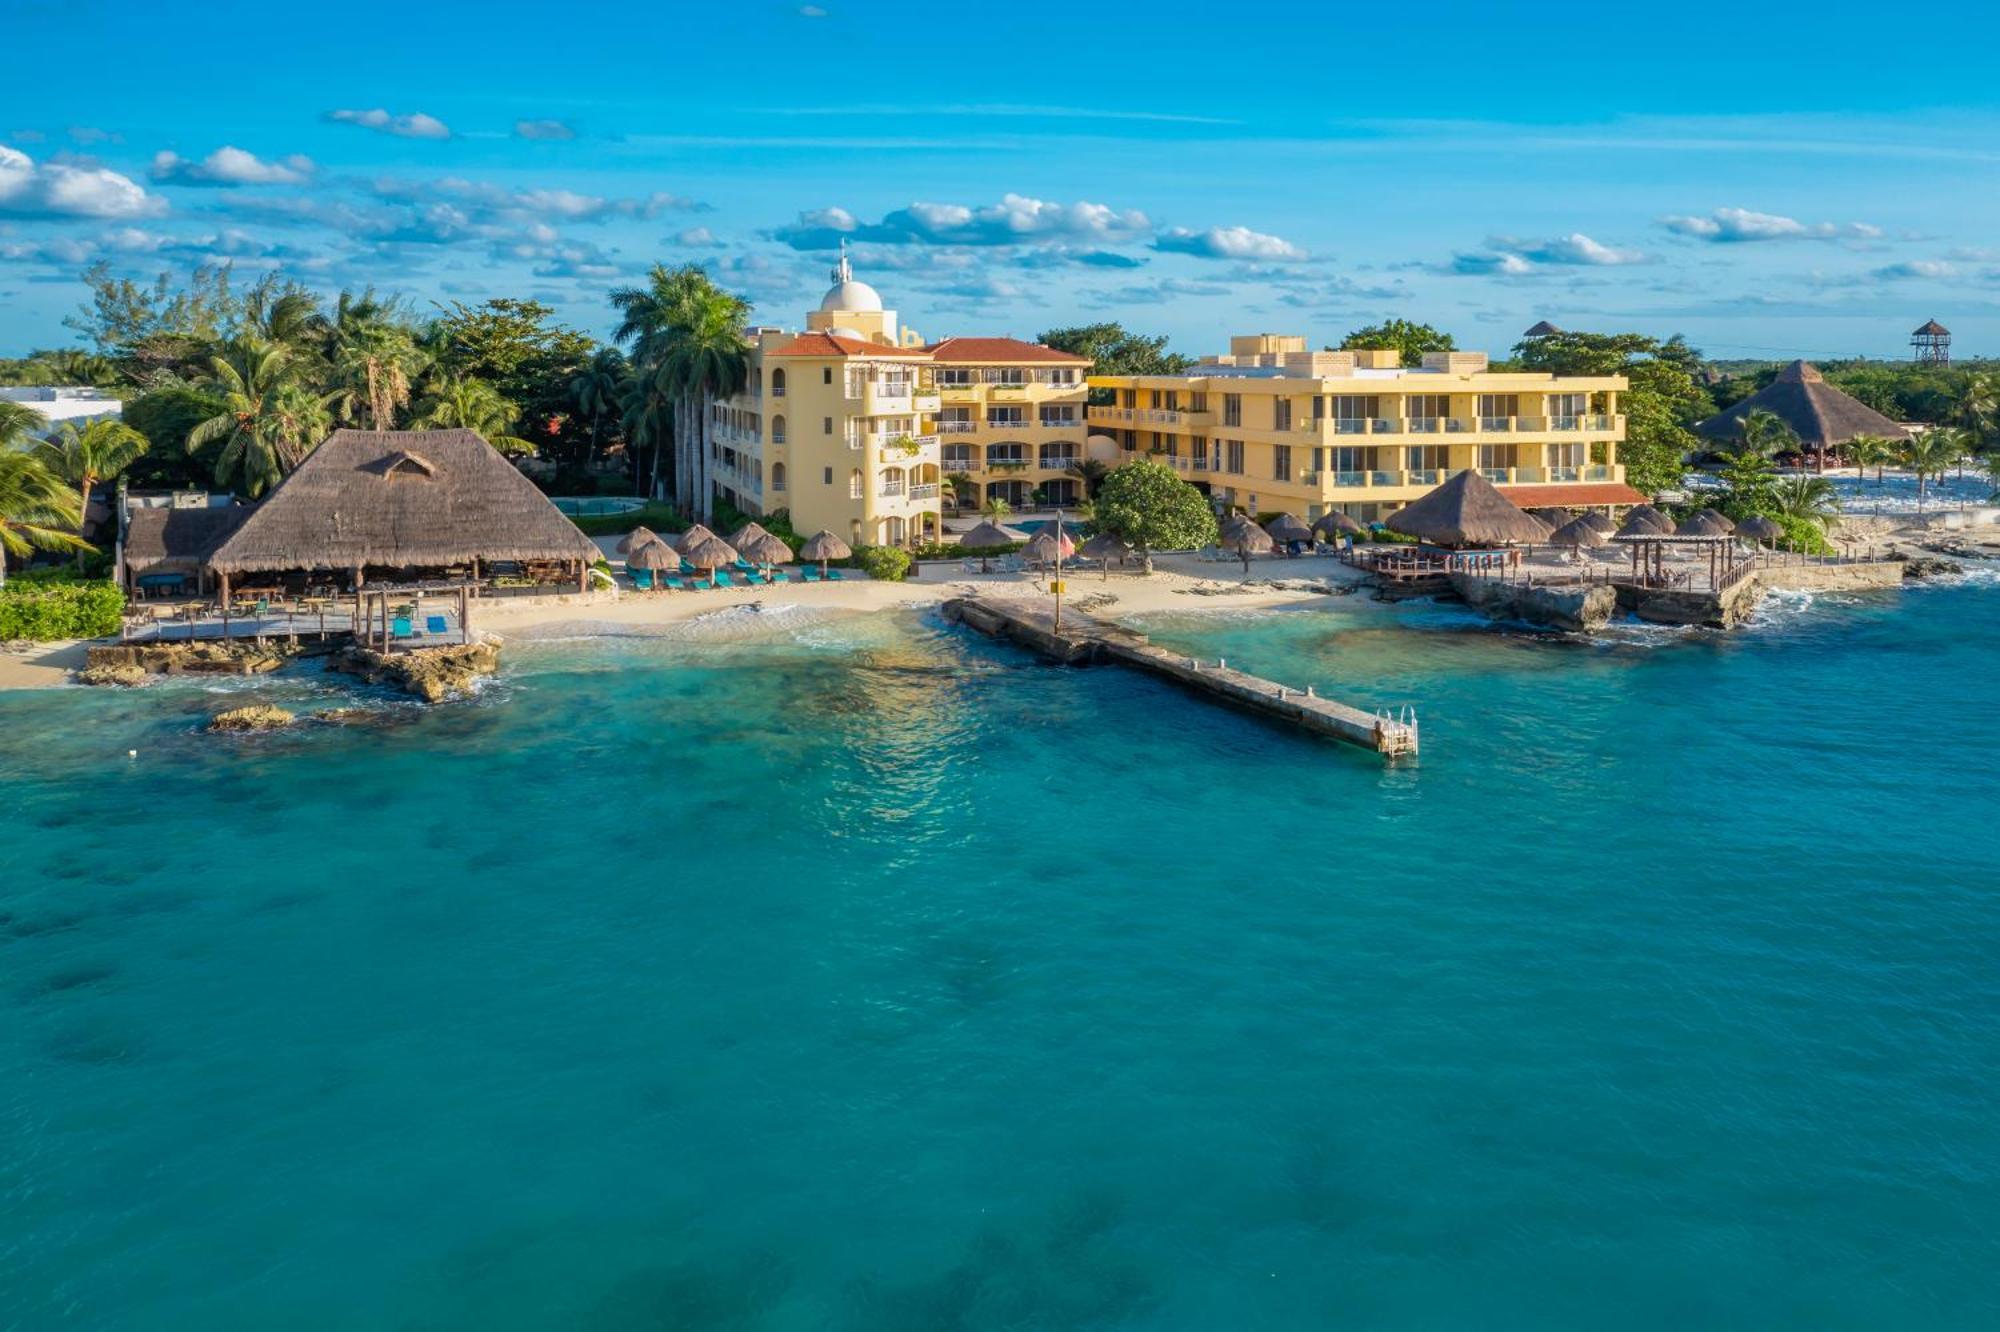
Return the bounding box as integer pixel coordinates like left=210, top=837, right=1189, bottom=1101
left=616, top=525, right=660, bottom=556
left=738, top=530, right=794, bottom=565
left=681, top=533, right=738, bottom=569
left=1696, top=507, right=1736, bottom=532
left=725, top=520, right=770, bottom=549
left=204, top=430, right=597, bottom=575
left=123, top=505, right=247, bottom=574
left=1522, top=320, right=1562, bottom=337
left=956, top=520, right=1019, bottom=549
left=1313, top=510, right=1363, bottom=536
left=1229, top=522, right=1275, bottom=554
left=1622, top=504, right=1675, bottom=534
left=1079, top=533, right=1130, bottom=560
left=674, top=523, right=719, bottom=554
left=1737, top=516, right=1783, bottom=541
left=1549, top=517, right=1606, bottom=548
left=1581, top=512, right=1618, bottom=535
left=1530, top=507, right=1575, bottom=527
left=1386, top=469, right=1552, bottom=547
left=1913, top=319, right=1950, bottom=336
left=799, top=529, right=851, bottom=561
left=1676, top=511, right=1734, bottom=537
left=1023, top=525, right=1075, bottom=562
left=625, top=538, right=678, bottom=571
left=1693, top=361, right=1911, bottom=452
left=1264, top=513, right=1313, bottom=543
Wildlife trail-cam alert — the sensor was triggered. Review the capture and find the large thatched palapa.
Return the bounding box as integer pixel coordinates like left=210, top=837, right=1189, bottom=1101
left=204, top=429, right=598, bottom=584
left=1386, top=468, right=1553, bottom=547
left=123, top=506, right=248, bottom=578
left=1694, top=361, right=1911, bottom=455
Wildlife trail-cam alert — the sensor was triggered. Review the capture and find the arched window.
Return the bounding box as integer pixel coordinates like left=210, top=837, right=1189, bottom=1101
left=849, top=468, right=863, bottom=499
left=770, top=462, right=787, bottom=493
left=771, top=414, right=786, bottom=445
left=771, top=368, right=787, bottom=398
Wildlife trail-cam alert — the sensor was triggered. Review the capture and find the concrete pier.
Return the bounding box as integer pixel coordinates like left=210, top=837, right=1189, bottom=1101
left=943, top=597, right=1418, bottom=758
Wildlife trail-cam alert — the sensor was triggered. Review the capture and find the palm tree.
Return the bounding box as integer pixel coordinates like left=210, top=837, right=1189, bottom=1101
left=569, top=347, right=629, bottom=475
left=187, top=338, right=322, bottom=496
left=1982, top=452, right=2000, bottom=501
left=1900, top=428, right=1963, bottom=510
left=414, top=375, right=534, bottom=455
left=619, top=372, right=672, bottom=498
left=329, top=302, right=426, bottom=431
left=33, top=418, right=149, bottom=563
left=1846, top=434, right=1894, bottom=484
left=1067, top=457, right=1110, bottom=499
left=1729, top=407, right=1799, bottom=460
left=980, top=496, right=1012, bottom=521
left=1954, top=370, right=1998, bottom=463
left=610, top=264, right=750, bottom=520
left=0, top=399, right=42, bottom=446
left=0, top=451, right=88, bottom=586
left=1768, top=474, right=1841, bottom=533
left=942, top=472, right=975, bottom=513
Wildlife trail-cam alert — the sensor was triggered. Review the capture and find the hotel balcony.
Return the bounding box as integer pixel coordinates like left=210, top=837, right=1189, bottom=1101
left=1087, top=405, right=1213, bottom=428
left=1304, top=464, right=1620, bottom=496
left=1293, top=414, right=1624, bottom=443
left=913, top=392, right=942, bottom=413
left=858, top=381, right=920, bottom=415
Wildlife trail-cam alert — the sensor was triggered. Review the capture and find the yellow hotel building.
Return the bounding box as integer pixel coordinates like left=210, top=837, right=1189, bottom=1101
left=1088, top=334, right=1642, bottom=522
left=709, top=250, right=1089, bottom=547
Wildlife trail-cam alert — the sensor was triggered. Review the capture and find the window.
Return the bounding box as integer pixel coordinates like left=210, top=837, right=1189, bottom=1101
left=771, top=368, right=787, bottom=398
left=849, top=469, right=864, bottom=499
left=987, top=367, right=1028, bottom=385
left=1333, top=446, right=1367, bottom=474
left=1406, top=393, right=1450, bottom=430
left=822, top=367, right=833, bottom=385
left=1274, top=444, right=1292, bottom=481
left=771, top=414, right=786, bottom=445
left=1045, top=368, right=1078, bottom=386
left=942, top=444, right=975, bottom=468
left=823, top=467, right=833, bottom=484
left=1120, top=389, right=1135, bottom=408
left=1225, top=439, right=1245, bottom=474
left=1406, top=444, right=1449, bottom=471
left=1222, top=394, right=1242, bottom=427
left=985, top=443, right=1026, bottom=466
left=771, top=463, right=787, bottom=491
left=1273, top=399, right=1293, bottom=431
left=1039, top=407, right=1076, bottom=426
left=1191, top=436, right=1209, bottom=469
left=987, top=406, right=1025, bottom=426
left=823, top=417, right=833, bottom=435
left=936, top=368, right=974, bottom=387
left=1189, top=392, right=1207, bottom=412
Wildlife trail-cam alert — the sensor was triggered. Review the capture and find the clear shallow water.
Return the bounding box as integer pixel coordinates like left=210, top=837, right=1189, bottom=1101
left=3, top=582, right=1998, bottom=1330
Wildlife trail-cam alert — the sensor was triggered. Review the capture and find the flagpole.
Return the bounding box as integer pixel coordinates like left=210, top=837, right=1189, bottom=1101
left=1052, top=507, right=1064, bottom=632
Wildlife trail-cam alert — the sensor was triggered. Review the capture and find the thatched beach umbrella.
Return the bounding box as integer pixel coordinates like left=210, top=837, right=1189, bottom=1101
left=725, top=520, right=772, bottom=550
left=1079, top=532, right=1131, bottom=580
left=680, top=533, right=739, bottom=583
left=1737, top=515, right=1783, bottom=547
left=1385, top=468, right=1552, bottom=548
left=1676, top=511, right=1734, bottom=537
left=1622, top=503, right=1674, bottom=535
left=1581, top=511, right=1618, bottom=535
left=1531, top=507, right=1576, bottom=529
left=955, top=519, right=1019, bottom=572
left=1549, top=516, right=1607, bottom=549
left=737, top=529, right=794, bottom=574
left=1697, top=507, right=1736, bottom=532
left=1263, top=512, right=1313, bottom=550
left=625, top=537, right=677, bottom=587
left=1023, top=526, right=1075, bottom=567
left=799, top=529, right=851, bottom=579
left=673, top=523, right=719, bottom=555
left=616, top=525, right=660, bottom=556
left=1227, top=519, right=1275, bottom=572
left=1312, top=510, right=1363, bottom=538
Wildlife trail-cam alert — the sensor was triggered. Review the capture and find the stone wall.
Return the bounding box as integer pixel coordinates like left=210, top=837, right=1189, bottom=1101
left=1754, top=561, right=1904, bottom=593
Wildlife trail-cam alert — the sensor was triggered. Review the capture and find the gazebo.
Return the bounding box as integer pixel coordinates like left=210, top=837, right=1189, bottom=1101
left=1385, top=468, right=1553, bottom=549
left=1693, top=361, right=1911, bottom=468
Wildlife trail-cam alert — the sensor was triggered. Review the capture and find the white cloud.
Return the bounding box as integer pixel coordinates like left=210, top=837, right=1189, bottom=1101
left=150, top=146, right=315, bottom=186
left=1451, top=251, right=1536, bottom=276
left=0, top=143, right=163, bottom=219
left=514, top=119, right=577, bottom=141
left=1659, top=207, right=1882, bottom=243
left=1448, top=232, right=1644, bottom=276
left=1154, top=225, right=1307, bottom=261
left=672, top=226, right=724, bottom=248
left=771, top=193, right=1149, bottom=249
left=326, top=108, right=452, bottom=140
left=1872, top=259, right=1957, bottom=280
left=372, top=177, right=706, bottom=225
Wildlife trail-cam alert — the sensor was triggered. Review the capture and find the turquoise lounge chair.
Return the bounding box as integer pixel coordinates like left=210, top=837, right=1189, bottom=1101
left=733, top=559, right=756, bottom=572
left=630, top=569, right=654, bottom=591
left=663, top=576, right=686, bottom=591
left=712, top=570, right=736, bottom=588
left=392, top=616, right=414, bottom=639
left=826, top=568, right=845, bottom=581
left=426, top=615, right=448, bottom=634
left=680, top=559, right=698, bottom=575
left=800, top=566, right=821, bottom=582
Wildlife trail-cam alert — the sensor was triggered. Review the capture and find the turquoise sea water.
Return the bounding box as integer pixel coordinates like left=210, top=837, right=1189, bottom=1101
left=3, top=578, right=1998, bottom=1329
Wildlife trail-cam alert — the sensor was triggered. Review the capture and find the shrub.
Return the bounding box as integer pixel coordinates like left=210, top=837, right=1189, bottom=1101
left=0, top=574, right=125, bottom=641
left=910, top=539, right=1023, bottom=561
left=855, top=545, right=912, bottom=582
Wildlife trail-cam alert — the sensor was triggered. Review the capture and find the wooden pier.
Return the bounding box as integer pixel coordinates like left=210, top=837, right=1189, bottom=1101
left=943, top=597, right=1418, bottom=759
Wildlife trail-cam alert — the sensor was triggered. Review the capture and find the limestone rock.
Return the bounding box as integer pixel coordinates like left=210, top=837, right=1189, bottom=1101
left=210, top=704, right=296, bottom=732
left=328, top=640, right=500, bottom=702
left=78, top=663, right=148, bottom=688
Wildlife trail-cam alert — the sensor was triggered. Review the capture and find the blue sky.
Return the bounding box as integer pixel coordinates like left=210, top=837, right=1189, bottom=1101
left=5, top=0, right=2000, bottom=360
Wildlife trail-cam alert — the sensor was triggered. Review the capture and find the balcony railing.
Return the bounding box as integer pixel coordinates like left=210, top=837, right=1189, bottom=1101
left=1479, top=467, right=1513, bottom=483
left=936, top=420, right=977, bottom=433
left=1407, top=417, right=1443, bottom=434
left=909, top=483, right=940, bottom=501
left=1479, top=416, right=1514, bottom=432
left=1332, top=471, right=1368, bottom=487
left=1039, top=415, right=1080, bottom=428
left=1407, top=469, right=1442, bottom=486
left=1038, top=453, right=1079, bottom=469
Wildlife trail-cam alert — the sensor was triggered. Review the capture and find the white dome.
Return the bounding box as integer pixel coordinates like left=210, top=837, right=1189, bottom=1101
left=828, top=326, right=869, bottom=341
left=820, top=279, right=883, bottom=313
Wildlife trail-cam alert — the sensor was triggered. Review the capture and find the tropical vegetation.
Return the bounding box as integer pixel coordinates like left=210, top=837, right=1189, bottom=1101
left=1089, top=458, right=1218, bottom=572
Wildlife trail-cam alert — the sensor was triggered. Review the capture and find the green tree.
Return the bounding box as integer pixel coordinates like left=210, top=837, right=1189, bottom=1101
left=414, top=375, right=534, bottom=454
left=122, top=389, right=228, bottom=489
left=1846, top=434, right=1895, bottom=484
left=1900, top=428, right=1963, bottom=509
left=1091, top=458, right=1219, bottom=573
left=0, top=451, right=88, bottom=586
left=329, top=296, right=427, bottom=431
left=1513, top=329, right=1711, bottom=497
left=569, top=347, right=630, bottom=471
left=610, top=265, right=750, bottom=521
left=979, top=496, right=1012, bottom=521
left=32, top=419, right=149, bottom=559
left=187, top=338, right=331, bottom=496
left=1337, top=319, right=1455, bottom=368
left=1038, top=323, right=1193, bottom=377
left=427, top=297, right=599, bottom=468
left=1066, top=457, right=1110, bottom=499
left=1726, top=407, right=1800, bottom=460
left=1768, top=474, right=1841, bottom=532
left=1719, top=450, right=1778, bottom=515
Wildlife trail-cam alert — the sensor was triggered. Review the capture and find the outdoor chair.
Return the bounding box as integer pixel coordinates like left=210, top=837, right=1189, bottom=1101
left=392, top=617, right=414, bottom=639
left=426, top=615, right=448, bottom=635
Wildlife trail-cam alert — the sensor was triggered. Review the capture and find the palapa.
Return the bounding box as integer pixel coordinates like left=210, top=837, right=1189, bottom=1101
left=1263, top=512, right=1313, bottom=546
left=1549, top=516, right=1607, bottom=548
left=955, top=520, right=1020, bottom=549
left=1312, top=510, right=1364, bottom=537
left=202, top=429, right=598, bottom=575
left=1621, top=503, right=1675, bottom=534
left=1693, top=361, right=1911, bottom=454
left=724, top=520, right=771, bottom=549
left=673, top=523, right=719, bottom=555
left=1384, top=468, right=1552, bottom=547
left=1580, top=512, right=1618, bottom=535
left=1697, top=507, right=1737, bottom=532
left=615, top=525, right=660, bottom=556
left=799, top=529, right=852, bottom=578
left=680, top=533, right=739, bottom=572
left=625, top=538, right=678, bottom=572
left=1078, top=531, right=1130, bottom=579
left=1736, top=515, right=1783, bottom=545
left=122, top=505, right=248, bottom=575
left=737, top=530, right=794, bottom=568
left=1675, top=511, right=1734, bottom=537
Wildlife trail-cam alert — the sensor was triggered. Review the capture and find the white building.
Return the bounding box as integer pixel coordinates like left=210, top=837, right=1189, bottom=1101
left=0, top=386, right=123, bottom=435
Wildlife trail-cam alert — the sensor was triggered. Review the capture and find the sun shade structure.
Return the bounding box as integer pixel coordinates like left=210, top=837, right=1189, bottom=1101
left=1696, top=507, right=1736, bottom=532
left=1581, top=512, right=1618, bottom=535
left=615, top=525, right=660, bottom=556
left=122, top=505, right=248, bottom=577
left=725, top=520, right=771, bottom=549
left=625, top=538, right=678, bottom=571
left=1549, top=516, right=1608, bottom=548
left=956, top=520, right=1020, bottom=549
left=1312, top=511, right=1364, bottom=537
left=1022, top=521, right=1075, bottom=564
left=202, top=429, right=598, bottom=580
left=1676, top=511, right=1735, bottom=537
left=679, top=533, right=739, bottom=574
left=1693, top=361, right=1912, bottom=454
left=737, top=530, right=794, bottom=568
left=1530, top=507, right=1576, bottom=528
left=1385, top=468, right=1553, bottom=548
left=1736, top=515, right=1783, bottom=544
left=673, top=523, right=720, bottom=555
left=1263, top=512, right=1313, bottom=545
left=1621, top=503, right=1675, bottom=535
left=1078, top=532, right=1131, bottom=578
left=799, top=529, right=851, bottom=578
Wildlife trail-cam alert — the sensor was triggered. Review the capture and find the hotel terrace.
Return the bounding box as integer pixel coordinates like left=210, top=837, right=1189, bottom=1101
left=1088, top=335, right=1643, bottom=523
left=710, top=249, right=1091, bottom=548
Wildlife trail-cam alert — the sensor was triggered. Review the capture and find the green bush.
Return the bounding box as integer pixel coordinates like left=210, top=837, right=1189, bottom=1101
left=910, top=540, right=1023, bottom=561
left=855, top=545, right=912, bottom=582
left=1772, top=513, right=1835, bottom=555
left=0, top=574, right=125, bottom=641
left=570, top=502, right=689, bottom=537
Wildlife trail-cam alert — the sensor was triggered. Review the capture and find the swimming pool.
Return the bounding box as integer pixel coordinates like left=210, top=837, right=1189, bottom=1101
left=549, top=496, right=647, bottom=517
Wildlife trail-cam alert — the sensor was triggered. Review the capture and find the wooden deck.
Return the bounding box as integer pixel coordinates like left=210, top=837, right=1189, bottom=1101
left=943, top=597, right=1418, bottom=759
left=122, top=607, right=470, bottom=650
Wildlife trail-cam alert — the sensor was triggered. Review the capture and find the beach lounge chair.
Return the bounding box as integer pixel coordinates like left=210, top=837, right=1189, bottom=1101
left=392, top=617, right=414, bottom=639
left=680, top=559, right=698, bottom=576
left=733, top=559, right=757, bottom=572
left=663, top=576, right=686, bottom=591
left=426, top=615, right=448, bottom=635
left=801, top=566, right=821, bottom=582
left=826, top=568, right=845, bottom=581
left=630, top=569, right=654, bottom=591
left=712, top=570, right=735, bottom=588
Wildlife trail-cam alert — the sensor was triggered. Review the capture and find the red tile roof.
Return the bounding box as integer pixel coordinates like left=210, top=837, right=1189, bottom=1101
left=924, top=336, right=1089, bottom=364
left=1496, top=481, right=1649, bottom=507
left=766, top=332, right=929, bottom=359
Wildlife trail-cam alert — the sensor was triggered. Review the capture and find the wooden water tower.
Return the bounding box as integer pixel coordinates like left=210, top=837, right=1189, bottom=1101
left=1912, top=318, right=1951, bottom=366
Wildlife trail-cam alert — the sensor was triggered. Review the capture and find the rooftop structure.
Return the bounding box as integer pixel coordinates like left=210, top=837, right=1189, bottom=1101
left=1088, top=338, right=1641, bottom=523
left=1693, top=361, right=1911, bottom=456
left=0, top=385, right=122, bottom=434
left=1912, top=319, right=1951, bottom=366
